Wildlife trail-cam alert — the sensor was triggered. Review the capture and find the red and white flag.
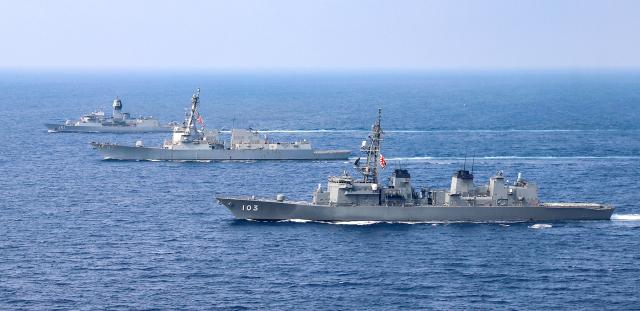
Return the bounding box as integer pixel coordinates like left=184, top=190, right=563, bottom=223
left=197, top=115, right=204, bottom=125
left=379, top=154, right=387, bottom=169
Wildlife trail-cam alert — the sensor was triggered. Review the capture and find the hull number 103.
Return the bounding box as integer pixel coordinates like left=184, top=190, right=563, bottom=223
left=242, top=204, right=259, bottom=211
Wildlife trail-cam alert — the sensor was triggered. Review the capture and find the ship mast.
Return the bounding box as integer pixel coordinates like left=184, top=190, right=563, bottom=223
left=357, top=108, right=383, bottom=184
left=185, top=88, right=200, bottom=136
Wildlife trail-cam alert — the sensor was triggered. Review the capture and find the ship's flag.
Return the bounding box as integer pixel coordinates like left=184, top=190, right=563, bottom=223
left=379, top=154, right=387, bottom=169
left=197, top=115, right=204, bottom=125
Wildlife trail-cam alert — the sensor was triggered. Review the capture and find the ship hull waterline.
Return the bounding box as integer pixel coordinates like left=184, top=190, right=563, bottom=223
left=91, top=143, right=351, bottom=161
left=46, top=124, right=173, bottom=133
left=217, top=197, right=614, bottom=222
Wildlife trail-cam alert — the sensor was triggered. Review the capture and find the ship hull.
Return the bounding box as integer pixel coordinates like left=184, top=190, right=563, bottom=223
left=46, top=123, right=173, bottom=133
left=91, top=143, right=351, bottom=161
left=217, top=197, right=614, bottom=222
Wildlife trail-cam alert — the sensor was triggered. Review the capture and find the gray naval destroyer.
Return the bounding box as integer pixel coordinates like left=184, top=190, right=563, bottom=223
left=46, top=97, right=175, bottom=133
left=91, top=89, right=351, bottom=161
left=218, top=109, right=614, bottom=222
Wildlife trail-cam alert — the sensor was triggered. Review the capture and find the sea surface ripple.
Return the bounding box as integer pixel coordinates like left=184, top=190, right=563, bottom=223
left=1, top=71, right=639, bottom=310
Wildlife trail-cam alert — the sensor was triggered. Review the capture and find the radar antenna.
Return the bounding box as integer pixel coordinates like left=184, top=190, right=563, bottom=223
left=463, top=153, right=467, bottom=171
left=471, top=153, right=475, bottom=174
left=355, top=108, right=384, bottom=184
left=184, top=88, right=201, bottom=136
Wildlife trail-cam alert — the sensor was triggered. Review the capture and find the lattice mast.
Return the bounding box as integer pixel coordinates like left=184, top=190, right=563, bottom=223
left=356, top=108, right=384, bottom=184
left=185, top=88, right=201, bottom=136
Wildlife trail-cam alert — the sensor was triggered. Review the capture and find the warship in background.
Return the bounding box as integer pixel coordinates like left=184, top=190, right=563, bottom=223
left=217, top=109, right=614, bottom=222
left=91, top=89, right=351, bottom=161
left=46, top=97, right=175, bottom=133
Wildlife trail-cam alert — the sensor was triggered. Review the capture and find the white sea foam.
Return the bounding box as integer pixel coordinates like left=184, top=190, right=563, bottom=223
left=270, top=219, right=556, bottom=226
left=273, top=217, right=640, bottom=226
left=529, top=223, right=553, bottom=229
left=332, top=221, right=382, bottom=226
left=220, top=129, right=363, bottom=134
left=219, top=129, right=634, bottom=134
left=481, top=156, right=639, bottom=160
left=395, top=221, right=441, bottom=225
left=611, top=214, right=640, bottom=221
left=283, top=219, right=313, bottom=223
left=260, top=129, right=362, bottom=133
left=385, top=156, right=435, bottom=161
left=384, top=156, right=640, bottom=162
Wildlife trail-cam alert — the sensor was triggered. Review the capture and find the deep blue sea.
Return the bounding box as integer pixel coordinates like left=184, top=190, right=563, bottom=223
left=1, top=71, right=639, bottom=310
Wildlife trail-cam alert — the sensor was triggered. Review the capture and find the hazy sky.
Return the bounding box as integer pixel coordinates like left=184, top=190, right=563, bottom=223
left=1, top=0, right=639, bottom=70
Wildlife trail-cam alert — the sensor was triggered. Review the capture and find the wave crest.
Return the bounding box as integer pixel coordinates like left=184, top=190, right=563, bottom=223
left=611, top=214, right=640, bottom=221
left=529, top=224, right=553, bottom=229
left=384, top=156, right=640, bottom=162
left=220, top=129, right=636, bottom=134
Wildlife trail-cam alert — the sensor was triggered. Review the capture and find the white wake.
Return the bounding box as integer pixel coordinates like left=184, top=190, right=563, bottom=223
left=219, top=129, right=633, bottom=134
left=611, top=214, right=640, bottom=221
left=529, top=223, right=553, bottom=229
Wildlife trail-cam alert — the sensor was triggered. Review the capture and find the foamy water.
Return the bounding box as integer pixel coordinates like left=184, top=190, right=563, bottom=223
left=281, top=219, right=313, bottom=223
left=611, top=214, right=640, bottom=221
left=332, top=221, right=382, bottom=226
left=529, top=224, right=553, bottom=229
left=5, top=72, right=640, bottom=310
left=384, top=156, right=640, bottom=162
left=220, top=129, right=636, bottom=134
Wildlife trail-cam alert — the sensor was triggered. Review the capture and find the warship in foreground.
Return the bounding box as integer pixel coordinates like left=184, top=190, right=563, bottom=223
left=91, top=89, right=351, bottom=161
left=217, top=109, right=614, bottom=222
left=46, top=97, right=175, bottom=133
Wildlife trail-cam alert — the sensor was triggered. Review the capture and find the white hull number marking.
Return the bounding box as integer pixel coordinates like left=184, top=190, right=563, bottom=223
left=242, top=204, right=259, bottom=211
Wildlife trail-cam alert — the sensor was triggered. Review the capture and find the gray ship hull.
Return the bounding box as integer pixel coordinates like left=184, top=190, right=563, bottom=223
left=217, top=197, right=614, bottom=222
left=46, top=123, right=173, bottom=133
left=91, top=143, right=351, bottom=161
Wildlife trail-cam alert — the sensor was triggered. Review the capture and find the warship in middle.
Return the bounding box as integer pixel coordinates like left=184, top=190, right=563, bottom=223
left=217, top=109, right=614, bottom=222
left=91, top=89, right=351, bottom=161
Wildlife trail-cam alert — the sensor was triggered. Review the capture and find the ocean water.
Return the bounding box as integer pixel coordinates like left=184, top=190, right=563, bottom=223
left=1, top=71, right=639, bottom=310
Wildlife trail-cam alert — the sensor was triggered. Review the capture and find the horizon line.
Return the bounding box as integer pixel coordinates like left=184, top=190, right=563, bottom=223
left=2, top=66, right=640, bottom=74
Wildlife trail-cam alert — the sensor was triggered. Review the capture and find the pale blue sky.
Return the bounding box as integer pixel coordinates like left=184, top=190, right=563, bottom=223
left=1, top=0, right=639, bottom=70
